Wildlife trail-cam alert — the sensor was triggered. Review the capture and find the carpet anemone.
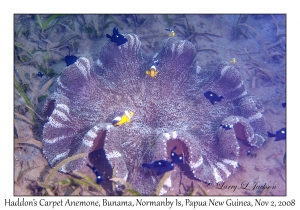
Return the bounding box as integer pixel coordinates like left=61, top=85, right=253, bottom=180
left=42, top=33, right=267, bottom=195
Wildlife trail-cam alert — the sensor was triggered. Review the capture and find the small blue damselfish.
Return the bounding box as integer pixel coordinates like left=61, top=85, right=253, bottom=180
left=142, top=160, right=174, bottom=176
left=170, top=146, right=183, bottom=164
left=87, top=164, right=103, bottom=184
left=220, top=124, right=232, bottom=130
left=267, top=127, right=286, bottom=141
left=37, top=72, right=44, bottom=78
left=204, top=91, right=224, bottom=105
left=65, top=55, right=78, bottom=66
left=106, top=27, right=128, bottom=46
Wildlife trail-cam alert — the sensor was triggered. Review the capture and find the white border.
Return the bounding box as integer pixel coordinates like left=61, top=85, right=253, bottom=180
left=3, top=1, right=296, bottom=209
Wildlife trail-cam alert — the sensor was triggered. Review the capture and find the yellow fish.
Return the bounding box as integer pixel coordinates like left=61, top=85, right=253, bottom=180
left=112, top=110, right=134, bottom=126
left=166, top=28, right=175, bottom=37
left=169, top=30, right=175, bottom=37
left=230, top=58, right=236, bottom=64
left=146, top=66, right=159, bottom=78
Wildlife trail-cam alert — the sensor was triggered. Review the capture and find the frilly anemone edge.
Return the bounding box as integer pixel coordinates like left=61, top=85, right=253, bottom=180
left=42, top=33, right=267, bottom=195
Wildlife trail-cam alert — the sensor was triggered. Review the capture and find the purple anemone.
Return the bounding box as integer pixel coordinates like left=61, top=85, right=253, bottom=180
left=43, top=33, right=267, bottom=195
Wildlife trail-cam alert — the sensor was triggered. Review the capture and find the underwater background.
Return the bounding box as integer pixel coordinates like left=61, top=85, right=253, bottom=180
left=13, top=14, right=286, bottom=196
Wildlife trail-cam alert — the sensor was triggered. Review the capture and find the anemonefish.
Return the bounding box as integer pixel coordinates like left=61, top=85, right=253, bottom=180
left=111, top=110, right=134, bottom=126
left=146, top=65, right=159, bottom=78
left=169, top=30, right=176, bottom=37
left=166, top=28, right=175, bottom=37
left=230, top=58, right=237, bottom=64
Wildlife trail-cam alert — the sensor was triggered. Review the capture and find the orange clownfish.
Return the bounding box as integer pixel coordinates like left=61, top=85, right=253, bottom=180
left=146, top=65, right=159, bottom=78
left=111, top=110, right=134, bottom=126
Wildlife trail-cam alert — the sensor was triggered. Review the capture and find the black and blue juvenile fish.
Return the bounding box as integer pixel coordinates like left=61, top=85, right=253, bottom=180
left=220, top=124, right=232, bottom=130
left=37, top=72, right=44, bottom=78
left=142, top=160, right=174, bottom=176
left=65, top=55, right=78, bottom=66
left=87, top=164, right=103, bottom=184
left=204, top=91, right=224, bottom=105
left=106, top=27, right=128, bottom=46
left=267, top=127, right=286, bottom=141
left=282, top=102, right=286, bottom=108
left=170, top=146, right=183, bottom=164
left=65, top=46, right=78, bottom=66
left=247, top=150, right=251, bottom=156
left=153, top=59, right=159, bottom=67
